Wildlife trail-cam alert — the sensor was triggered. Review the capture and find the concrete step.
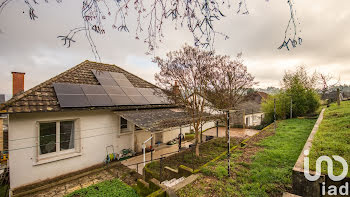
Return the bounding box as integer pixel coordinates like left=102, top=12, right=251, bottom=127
left=282, top=192, right=301, bottom=197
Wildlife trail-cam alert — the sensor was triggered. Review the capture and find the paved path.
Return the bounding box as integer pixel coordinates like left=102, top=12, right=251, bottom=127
left=122, top=141, right=192, bottom=174
left=203, top=127, right=259, bottom=139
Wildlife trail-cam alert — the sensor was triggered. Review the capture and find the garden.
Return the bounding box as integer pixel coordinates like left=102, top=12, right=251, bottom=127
left=65, top=179, right=138, bottom=197
left=177, top=118, right=317, bottom=196
left=146, top=137, right=241, bottom=181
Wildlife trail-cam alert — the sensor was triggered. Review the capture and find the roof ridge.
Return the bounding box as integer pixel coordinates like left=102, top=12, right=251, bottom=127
left=0, top=60, right=88, bottom=110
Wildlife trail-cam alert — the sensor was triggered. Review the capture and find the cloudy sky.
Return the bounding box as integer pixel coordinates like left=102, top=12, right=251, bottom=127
left=0, top=0, right=349, bottom=99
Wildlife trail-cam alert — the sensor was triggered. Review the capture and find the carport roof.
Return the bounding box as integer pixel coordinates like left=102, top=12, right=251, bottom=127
left=116, top=108, right=217, bottom=132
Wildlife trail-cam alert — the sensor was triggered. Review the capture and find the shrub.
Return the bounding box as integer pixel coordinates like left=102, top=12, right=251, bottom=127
left=262, top=66, right=320, bottom=123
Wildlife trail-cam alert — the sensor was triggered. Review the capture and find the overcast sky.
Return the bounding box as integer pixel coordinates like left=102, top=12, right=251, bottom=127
left=0, top=0, right=349, bottom=99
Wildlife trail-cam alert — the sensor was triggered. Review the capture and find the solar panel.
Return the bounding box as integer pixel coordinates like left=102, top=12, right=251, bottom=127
left=137, top=88, right=153, bottom=96
left=109, top=72, right=134, bottom=87
left=91, top=69, right=112, bottom=79
left=137, top=88, right=164, bottom=104
left=109, top=72, right=128, bottom=80
left=115, top=79, right=134, bottom=87
left=0, top=94, right=5, bottom=104
left=81, top=84, right=107, bottom=95
left=128, top=95, right=150, bottom=105
left=121, top=87, right=142, bottom=96
left=109, top=95, right=134, bottom=105
left=102, top=86, right=125, bottom=95
left=86, top=95, right=113, bottom=106
left=53, top=83, right=91, bottom=108
left=53, top=83, right=84, bottom=95
left=56, top=95, right=90, bottom=108
left=96, top=78, right=119, bottom=86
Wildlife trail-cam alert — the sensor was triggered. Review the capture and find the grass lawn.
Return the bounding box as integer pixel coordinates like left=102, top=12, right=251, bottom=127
left=309, top=100, right=350, bottom=177
left=146, top=137, right=240, bottom=181
left=65, top=179, right=139, bottom=197
left=177, top=118, right=316, bottom=197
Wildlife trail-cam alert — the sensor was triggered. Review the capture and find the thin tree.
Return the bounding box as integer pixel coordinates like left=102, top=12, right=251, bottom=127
left=0, top=0, right=302, bottom=61
left=154, top=45, right=217, bottom=156
left=206, top=53, right=256, bottom=137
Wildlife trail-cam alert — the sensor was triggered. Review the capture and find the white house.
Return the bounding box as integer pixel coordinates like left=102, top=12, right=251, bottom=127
left=0, top=60, right=215, bottom=191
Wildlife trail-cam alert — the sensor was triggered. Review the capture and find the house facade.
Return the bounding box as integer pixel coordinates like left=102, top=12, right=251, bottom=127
left=0, top=61, right=214, bottom=190
left=230, top=91, right=268, bottom=128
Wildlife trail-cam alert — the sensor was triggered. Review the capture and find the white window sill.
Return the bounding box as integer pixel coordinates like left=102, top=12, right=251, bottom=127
left=33, top=152, right=82, bottom=166
left=118, top=130, right=144, bottom=137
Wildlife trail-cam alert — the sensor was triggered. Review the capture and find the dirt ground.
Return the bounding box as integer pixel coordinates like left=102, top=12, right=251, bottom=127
left=203, top=127, right=259, bottom=139
left=121, top=141, right=192, bottom=174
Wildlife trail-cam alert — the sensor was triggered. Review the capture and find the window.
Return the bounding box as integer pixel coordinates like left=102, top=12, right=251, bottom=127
left=246, top=117, right=249, bottom=126
left=120, top=117, right=128, bottom=129
left=39, top=122, right=56, bottom=154
left=39, top=120, right=75, bottom=155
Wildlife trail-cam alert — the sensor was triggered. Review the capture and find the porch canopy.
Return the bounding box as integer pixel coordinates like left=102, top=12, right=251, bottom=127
left=116, top=108, right=218, bottom=132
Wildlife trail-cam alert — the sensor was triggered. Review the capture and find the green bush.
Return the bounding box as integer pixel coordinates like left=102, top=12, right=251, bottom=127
left=65, top=179, right=139, bottom=197
left=184, top=133, right=195, bottom=141
left=262, top=67, right=320, bottom=123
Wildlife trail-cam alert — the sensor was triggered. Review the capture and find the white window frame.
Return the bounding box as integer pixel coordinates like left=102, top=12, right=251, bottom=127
left=36, top=119, right=80, bottom=161
left=120, top=117, right=132, bottom=133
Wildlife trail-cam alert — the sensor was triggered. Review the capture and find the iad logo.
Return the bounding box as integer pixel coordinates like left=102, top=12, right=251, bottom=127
left=304, top=150, right=349, bottom=195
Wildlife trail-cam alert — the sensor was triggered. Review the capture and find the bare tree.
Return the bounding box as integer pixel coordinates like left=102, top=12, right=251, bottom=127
left=206, top=53, right=256, bottom=110
left=0, top=0, right=302, bottom=61
left=154, top=44, right=217, bottom=156
left=205, top=53, right=256, bottom=137
left=318, top=73, right=340, bottom=97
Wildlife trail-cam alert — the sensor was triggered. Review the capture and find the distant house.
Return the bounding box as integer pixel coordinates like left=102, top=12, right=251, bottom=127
left=0, top=61, right=215, bottom=190
left=232, top=91, right=268, bottom=127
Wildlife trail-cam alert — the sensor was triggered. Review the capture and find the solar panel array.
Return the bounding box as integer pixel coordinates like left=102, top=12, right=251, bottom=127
left=53, top=70, right=169, bottom=108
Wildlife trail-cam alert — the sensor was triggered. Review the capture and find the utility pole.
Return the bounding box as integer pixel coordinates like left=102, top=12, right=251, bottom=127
left=216, top=121, right=219, bottom=137
left=274, top=98, right=276, bottom=132
left=200, top=124, right=203, bottom=143
left=151, top=134, right=153, bottom=161
left=178, top=126, right=182, bottom=152
left=337, top=88, right=341, bottom=106
left=290, top=98, right=293, bottom=119
left=227, top=111, right=230, bottom=176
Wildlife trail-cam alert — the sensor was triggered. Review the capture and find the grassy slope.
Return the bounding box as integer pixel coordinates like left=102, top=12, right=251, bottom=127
left=178, top=118, right=316, bottom=197
left=65, top=179, right=139, bottom=197
left=146, top=137, right=239, bottom=181
left=309, top=101, right=350, bottom=177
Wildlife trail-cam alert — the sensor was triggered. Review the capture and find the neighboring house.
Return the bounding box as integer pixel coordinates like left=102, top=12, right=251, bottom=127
left=232, top=91, right=268, bottom=127
left=0, top=60, right=215, bottom=190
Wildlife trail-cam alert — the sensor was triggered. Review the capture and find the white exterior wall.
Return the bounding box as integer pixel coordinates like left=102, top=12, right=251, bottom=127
left=160, top=121, right=215, bottom=143
left=8, top=110, right=133, bottom=189
left=8, top=109, right=216, bottom=189
left=245, top=113, right=264, bottom=127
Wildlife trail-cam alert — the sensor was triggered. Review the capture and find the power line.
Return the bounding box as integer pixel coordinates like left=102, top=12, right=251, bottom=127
left=5, top=128, right=123, bottom=152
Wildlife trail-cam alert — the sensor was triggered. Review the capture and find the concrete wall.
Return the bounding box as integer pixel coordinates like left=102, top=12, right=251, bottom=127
left=245, top=113, right=264, bottom=127
left=8, top=110, right=124, bottom=189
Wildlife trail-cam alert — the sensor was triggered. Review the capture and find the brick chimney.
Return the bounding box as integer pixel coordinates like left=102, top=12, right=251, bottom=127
left=12, top=72, right=25, bottom=96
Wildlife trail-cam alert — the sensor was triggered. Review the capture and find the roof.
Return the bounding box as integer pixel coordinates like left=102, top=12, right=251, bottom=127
left=0, top=60, right=174, bottom=113
left=0, top=95, right=4, bottom=104
left=118, top=108, right=218, bottom=132
left=256, top=91, right=269, bottom=100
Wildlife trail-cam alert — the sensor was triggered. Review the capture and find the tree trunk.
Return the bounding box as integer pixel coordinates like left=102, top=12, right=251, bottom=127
left=194, top=125, right=200, bottom=156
